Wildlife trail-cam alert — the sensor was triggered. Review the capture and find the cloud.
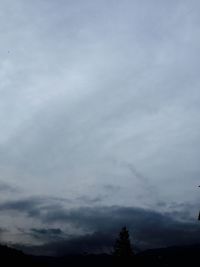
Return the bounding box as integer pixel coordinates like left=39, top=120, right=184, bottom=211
left=28, top=228, right=65, bottom=243
left=30, top=228, right=63, bottom=236
left=0, top=0, right=200, bottom=248
left=0, top=227, right=7, bottom=234
left=0, top=198, right=43, bottom=216
left=14, top=205, right=200, bottom=255
left=1, top=196, right=199, bottom=254
left=0, top=0, right=199, bottom=208
left=76, top=196, right=103, bottom=205
left=0, top=196, right=63, bottom=218
left=37, top=206, right=200, bottom=251
left=0, top=181, right=19, bottom=193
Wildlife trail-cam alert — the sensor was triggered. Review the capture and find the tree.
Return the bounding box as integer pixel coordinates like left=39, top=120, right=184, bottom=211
left=113, top=226, right=134, bottom=257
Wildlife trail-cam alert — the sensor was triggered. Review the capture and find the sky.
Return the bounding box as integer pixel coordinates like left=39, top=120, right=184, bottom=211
left=0, top=0, right=200, bottom=255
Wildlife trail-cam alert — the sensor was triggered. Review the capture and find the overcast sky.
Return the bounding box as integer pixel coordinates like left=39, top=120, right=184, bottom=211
left=0, top=0, right=200, bottom=253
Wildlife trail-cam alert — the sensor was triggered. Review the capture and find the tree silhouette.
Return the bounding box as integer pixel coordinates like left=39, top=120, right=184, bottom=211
left=113, top=226, right=134, bottom=257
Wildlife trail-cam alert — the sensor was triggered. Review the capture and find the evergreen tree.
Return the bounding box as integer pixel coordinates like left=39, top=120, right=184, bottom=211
left=113, top=226, right=134, bottom=257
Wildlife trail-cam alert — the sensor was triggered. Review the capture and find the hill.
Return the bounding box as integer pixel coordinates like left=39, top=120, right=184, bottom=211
left=0, top=243, right=200, bottom=266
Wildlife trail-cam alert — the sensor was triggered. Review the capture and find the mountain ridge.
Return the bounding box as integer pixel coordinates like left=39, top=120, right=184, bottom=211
left=0, top=243, right=200, bottom=266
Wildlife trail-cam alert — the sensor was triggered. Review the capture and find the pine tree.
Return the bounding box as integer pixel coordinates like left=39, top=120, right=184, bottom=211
left=113, top=226, right=134, bottom=257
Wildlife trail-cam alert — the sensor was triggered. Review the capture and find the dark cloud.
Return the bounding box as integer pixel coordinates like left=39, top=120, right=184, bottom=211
left=0, top=198, right=43, bottom=217
left=0, top=196, right=63, bottom=218
left=30, top=228, right=63, bottom=236
left=40, top=206, right=200, bottom=251
left=29, top=228, right=65, bottom=243
left=15, top=206, right=200, bottom=256
left=2, top=197, right=199, bottom=254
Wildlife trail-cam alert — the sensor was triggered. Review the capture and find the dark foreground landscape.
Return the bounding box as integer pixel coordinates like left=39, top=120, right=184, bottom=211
left=1, top=244, right=200, bottom=267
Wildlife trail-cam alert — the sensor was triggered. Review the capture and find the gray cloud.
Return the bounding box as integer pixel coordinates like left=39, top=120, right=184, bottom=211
left=12, top=204, right=200, bottom=256
left=29, top=228, right=64, bottom=243
left=0, top=181, right=19, bottom=193
left=0, top=0, right=200, bottom=247
left=76, top=196, right=103, bottom=205
left=1, top=197, right=199, bottom=253
left=0, top=196, right=64, bottom=219
left=0, top=0, right=199, bottom=203
left=30, top=228, right=63, bottom=236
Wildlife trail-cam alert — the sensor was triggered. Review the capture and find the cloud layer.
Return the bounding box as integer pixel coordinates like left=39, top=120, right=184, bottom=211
left=0, top=0, right=200, bottom=247
left=0, top=197, right=199, bottom=255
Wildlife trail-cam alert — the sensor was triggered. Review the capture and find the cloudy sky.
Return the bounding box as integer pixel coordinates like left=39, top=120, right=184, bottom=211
left=0, top=0, right=200, bottom=254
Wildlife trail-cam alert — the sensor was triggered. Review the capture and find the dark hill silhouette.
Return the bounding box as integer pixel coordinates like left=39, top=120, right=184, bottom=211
left=138, top=244, right=200, bottom=267
left=0, top=243, right=200, bottom=266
